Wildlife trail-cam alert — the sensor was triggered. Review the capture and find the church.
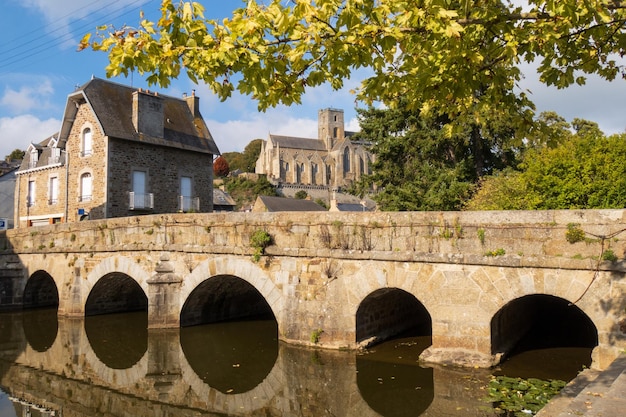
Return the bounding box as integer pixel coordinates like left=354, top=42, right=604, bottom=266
left=255, top=108, right=373, bottom=190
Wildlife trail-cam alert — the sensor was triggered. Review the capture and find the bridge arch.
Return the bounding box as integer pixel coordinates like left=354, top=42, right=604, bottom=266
left=356, top=288, right=431, bottom=347
left=85, top=272, right=148, bottom=316
left=23, top=270, right=58, bottom=309
left=180, top=256, right=285, bottom=328
left=83, top=256, right=151, bottom=316
left=491, top=294, right=598, bottom=362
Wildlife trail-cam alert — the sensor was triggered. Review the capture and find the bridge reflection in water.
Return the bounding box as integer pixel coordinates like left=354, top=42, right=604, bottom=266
left=0, top=309, right=507, bottom=417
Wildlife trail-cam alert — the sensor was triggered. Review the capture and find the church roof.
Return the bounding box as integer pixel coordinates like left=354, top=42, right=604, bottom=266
left=269, top=134, right=326, bottom=151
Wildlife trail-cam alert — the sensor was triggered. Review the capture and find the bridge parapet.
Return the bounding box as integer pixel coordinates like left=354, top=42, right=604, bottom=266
left=2, top=210, right=625, bottom=271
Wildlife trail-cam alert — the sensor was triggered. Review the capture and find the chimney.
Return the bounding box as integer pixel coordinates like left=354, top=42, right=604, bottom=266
left=132, top=89, right=164, bottom=138
left=185, top=89, right=200, bottom=117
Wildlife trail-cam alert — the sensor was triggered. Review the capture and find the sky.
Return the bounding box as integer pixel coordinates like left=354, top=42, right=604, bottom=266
left=0, top=0, right=625, bottom=161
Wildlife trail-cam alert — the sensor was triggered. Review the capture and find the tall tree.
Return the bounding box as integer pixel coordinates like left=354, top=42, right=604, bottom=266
left=351, top=100, right=519, bottom=211
left=242, top=139, right=263, bottom=172
left=220, top=139, right=263, bottom=173
left=83, top=0, right=626, bottom=135
left=6, top=149, right=25, bottom=161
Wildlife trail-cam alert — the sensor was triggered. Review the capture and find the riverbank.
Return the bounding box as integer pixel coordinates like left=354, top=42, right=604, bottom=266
left=537, top=353, right=626, bottom=417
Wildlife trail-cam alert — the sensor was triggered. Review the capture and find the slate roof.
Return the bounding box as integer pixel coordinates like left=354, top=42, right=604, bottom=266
left=58, top=78, right=219, bottom=155
left=269, top=134, right=326, bottom=151
left=255, top=195, right=326, bottom=212
left=17, top=134, right=65, bottom=172
left=213, top=189, right=236, bottom=208
left=336, top=203, right=369, bottom=212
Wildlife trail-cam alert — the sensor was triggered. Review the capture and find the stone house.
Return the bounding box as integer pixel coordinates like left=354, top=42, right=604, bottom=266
left=254, top=108, right=373, bottom=190
left=14, top=78, right=219, bottom=228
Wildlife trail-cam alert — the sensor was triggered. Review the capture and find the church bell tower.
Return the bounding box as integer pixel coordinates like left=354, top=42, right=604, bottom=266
left=318, top=108, right=345, bottom=150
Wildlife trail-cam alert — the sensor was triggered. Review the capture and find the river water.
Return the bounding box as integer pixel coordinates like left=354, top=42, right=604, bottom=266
left=0, top=309, right=592, bottom=417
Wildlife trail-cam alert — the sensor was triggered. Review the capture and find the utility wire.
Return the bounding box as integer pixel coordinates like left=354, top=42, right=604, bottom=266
left=0, top=0, right=110, bottom=56
left=0, top=0, right=154, bottom=74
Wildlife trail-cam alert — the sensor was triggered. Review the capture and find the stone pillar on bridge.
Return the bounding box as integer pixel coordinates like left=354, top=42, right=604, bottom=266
left=147, top=253, right=182, bottom=329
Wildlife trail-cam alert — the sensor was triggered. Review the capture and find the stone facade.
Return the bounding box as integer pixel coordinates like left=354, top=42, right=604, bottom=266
left=255, top=108, right=373, bottom=189
left=2, top=209, right=626, bottom=370
left=13, top=78, right=219, bottom=228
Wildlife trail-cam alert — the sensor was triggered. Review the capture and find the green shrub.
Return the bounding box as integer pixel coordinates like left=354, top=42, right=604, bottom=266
left=250, top=229, right=272, bottom=262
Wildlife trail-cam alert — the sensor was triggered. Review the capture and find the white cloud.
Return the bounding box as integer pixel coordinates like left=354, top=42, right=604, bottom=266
left=0, top=115, right=60, bottom=158
left=207, top=111, right=319, bottom=153
left=1, top=79, right=55, bottom=114
left=518, top=62, right=626, bottom=135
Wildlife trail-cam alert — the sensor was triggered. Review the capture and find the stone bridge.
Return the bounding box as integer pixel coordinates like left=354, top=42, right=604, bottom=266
left=1, top=210, right=625, bottom=369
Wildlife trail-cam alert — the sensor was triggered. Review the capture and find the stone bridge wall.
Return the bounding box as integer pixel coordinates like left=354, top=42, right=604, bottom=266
left=1, top=210, right=626, bottom=368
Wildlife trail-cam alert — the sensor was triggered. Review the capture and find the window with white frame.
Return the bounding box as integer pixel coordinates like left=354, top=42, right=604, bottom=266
left=27, top=180, right=36, bottom=207
left=29, top=149, right=38, bottom=169
left=80, top=172, right=92, bottom=202
left=48, top=176, right=58, bottom=205
left=130, top=170, right=153, bottom=209
left=82, top=128, right=92, bottom=156
left=179, top=176, right=196, bottom=212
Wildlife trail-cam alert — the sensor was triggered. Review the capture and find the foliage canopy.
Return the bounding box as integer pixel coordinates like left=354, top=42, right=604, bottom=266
left=466, top=127, right=626, bottom=210
left=7, top=149, right=25, bottom=161
left=349, top=101, right=519, bottom=211
left=213, top=155, right=230, bottom=177
left=83, top=0, right=626, bottom=134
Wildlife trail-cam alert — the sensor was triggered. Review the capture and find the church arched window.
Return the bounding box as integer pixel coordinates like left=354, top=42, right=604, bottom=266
left=343, top=148, right=350, bottom=176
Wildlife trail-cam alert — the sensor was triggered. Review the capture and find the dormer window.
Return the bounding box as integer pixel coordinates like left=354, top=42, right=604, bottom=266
left=29, top=149, right=38, bottom=169
left=82, top=128, right=92, bottom=157
left=48, top=147, right=61, bottom=165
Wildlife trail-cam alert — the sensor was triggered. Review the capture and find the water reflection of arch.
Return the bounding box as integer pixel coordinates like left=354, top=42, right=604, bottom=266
left=81, top=338, right=149, bottom=388
left=180, top=256, right=286, bottom=331
left=12, top=316, right=148, bottom=389
left=66, top=316, right=148, bottom=388
left=22, top=309, right=58, bottom=352
left=178, top=343, right=284, bottom=414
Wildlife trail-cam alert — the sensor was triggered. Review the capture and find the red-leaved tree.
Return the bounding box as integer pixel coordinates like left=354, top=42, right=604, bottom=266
left=213, top=156, right=230, bottom=177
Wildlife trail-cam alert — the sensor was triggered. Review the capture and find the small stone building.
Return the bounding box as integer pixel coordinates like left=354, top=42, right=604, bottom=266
left=255, top=108, right=373, bottom=189
left=14, top=78, right=219, bottom=227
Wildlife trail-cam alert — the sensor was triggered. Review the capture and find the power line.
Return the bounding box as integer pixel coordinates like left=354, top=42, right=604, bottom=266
left=0, top=0, right=155, bottom=74
left=0, top=0, right=110, bottom=56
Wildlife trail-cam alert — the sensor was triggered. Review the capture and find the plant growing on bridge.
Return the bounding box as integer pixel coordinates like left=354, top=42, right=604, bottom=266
left=485, top=248, right=506, bottom=257
left=310, top=328, right=324, bottom=345
left=477, top=228, right=486, bottom=245
left=317, top=224, right=332, bottom=249
left=565, top=223, right=586, bottom=244
left=250, top=229, right=272, bottom=262
left=602, top=249, right=618, bottom=262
